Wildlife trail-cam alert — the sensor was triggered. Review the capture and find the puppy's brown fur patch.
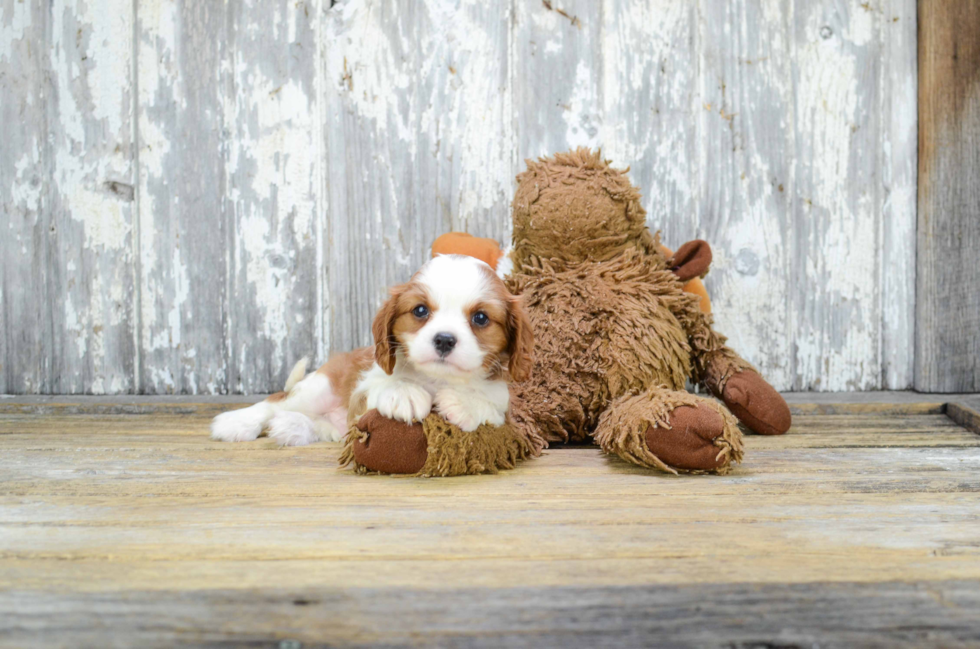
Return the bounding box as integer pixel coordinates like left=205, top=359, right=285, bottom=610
left=317, top=347, right=375, bottom=405
left=474, top=264, right=533, bottom=382
left=373, top=283, right=435, bottom=374
left=391, top=285, right=433, bottom=349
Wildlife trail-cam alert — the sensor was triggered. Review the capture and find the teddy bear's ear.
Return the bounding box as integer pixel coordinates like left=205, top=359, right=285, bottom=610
left=669, top=240, right=712, bottom=281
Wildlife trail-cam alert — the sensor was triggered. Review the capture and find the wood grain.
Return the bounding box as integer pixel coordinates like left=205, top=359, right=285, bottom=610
left=136, top=0, right=231, bottom=394
left=1, top=403, right=979, bottom=645
left=696, top=0, right=795, bottom=389
left=1, top=0, right=138, bottom=394
left=3, top=2, right=923, bottom=393
left=915, top=0, right=980, bottom=393
left=3, top=581, right=980, bottom=649
left=224, top=0, right=321, bottom=394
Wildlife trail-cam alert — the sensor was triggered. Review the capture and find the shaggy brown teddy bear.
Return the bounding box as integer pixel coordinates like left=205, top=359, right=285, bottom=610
left=502, top=148, right=790, bottom=473
left=348, top=148, right=791, bottom=474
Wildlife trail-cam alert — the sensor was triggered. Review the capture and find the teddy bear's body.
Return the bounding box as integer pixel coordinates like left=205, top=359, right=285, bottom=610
left=502, top=149, right=789, bottom=472
left=507, top=247, right=703, bottom=442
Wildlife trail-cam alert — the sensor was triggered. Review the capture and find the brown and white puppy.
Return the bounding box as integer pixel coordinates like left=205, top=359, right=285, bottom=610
left=210, top=254, right=532, bottom=446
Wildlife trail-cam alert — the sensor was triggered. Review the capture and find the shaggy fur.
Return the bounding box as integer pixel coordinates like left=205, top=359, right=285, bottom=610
left=506, top=148, right=756, bottom=472
left=339, top=398, right=544, bottom=477
left=594, top=387, right=743, bottom=475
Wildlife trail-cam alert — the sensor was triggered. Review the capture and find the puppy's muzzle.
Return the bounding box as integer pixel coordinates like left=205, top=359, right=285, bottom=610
left=433, top=332, right=457, bottom=357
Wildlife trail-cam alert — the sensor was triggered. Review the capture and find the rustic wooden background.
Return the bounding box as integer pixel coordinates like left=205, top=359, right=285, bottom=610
left=0, top=0, right=938, bottom=395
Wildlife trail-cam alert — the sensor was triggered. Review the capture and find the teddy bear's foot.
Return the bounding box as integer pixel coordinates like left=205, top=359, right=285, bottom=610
left=349, top=409, right=429, bottom=474
left=722, top=370, right=792, bottom=435
left=644, top=404, right=730, bottom=471
left=595, top=388, right=744, bottom=474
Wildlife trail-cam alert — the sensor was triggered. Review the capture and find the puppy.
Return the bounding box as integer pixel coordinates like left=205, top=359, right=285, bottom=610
left=210, top=254, right=532, bottom=446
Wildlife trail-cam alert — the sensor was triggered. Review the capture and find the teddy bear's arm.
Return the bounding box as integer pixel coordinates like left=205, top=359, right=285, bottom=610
left=679, top=286, right=793, bottom=437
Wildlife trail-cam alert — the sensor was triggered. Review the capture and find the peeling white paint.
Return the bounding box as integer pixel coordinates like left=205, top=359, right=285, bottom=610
left=11, top=151, right=43, bottom=211
left=792, top=1, right=880, bottom=390
left=563, top=60, right=601, bottom=150
left=1, top=0, right=920, bottom=394
left=0, top=1, right=33, bottom=62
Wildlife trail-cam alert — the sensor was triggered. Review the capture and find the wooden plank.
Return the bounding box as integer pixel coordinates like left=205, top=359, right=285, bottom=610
left=915, top=0, right=980, bottom=392
left=321, top=0, right=513, bottom=353
left=2, top=446, right=978, bottom=498
left=2, top=405, right=980, bottom=643
left=879, top=0, right=917, bottom=389
left=789, top=1, right=883, bottom=390
left=0, top=0, right=50, bottom=395
left=223, top=0, right=321, bottom=393
left=0, top=392, right=958, bottom=416
left=512, top=0, right=601, bottom=160
left=1, top=413, right=979, bottom=500
left=3, top=581, right=979, bottom=648
left=0, top=400, right=259, bottom=417
left=1, top=412, right=973, bottom=441
left=946, top=401, right=980, bottom=435
left=1, top=0, right=137, bottom=394
left=600, top=1, right=699, bottom=248
left=136, top=0, right=230, bottom=394
left=696, top=0, right=796, bottom=389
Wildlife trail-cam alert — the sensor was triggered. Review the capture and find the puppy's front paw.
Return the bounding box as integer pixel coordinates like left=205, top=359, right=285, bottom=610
left=371, top=382, right=432, bottom=424
left=435, top=389, right=505, bottom=432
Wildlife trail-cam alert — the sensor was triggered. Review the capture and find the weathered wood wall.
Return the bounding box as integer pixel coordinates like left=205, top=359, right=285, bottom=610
left=1, top=0, right=920, bottom=394
left=915, top=1, right=980, bottom=393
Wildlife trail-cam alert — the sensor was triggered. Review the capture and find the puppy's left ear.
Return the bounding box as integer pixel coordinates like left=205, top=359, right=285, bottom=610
left=506, top=295, right=534, bottom=383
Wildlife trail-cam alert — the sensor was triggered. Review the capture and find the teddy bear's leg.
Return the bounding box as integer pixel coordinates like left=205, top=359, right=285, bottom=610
left=679, top=303, right=792, bottom=436
left=698, top=348, right=792, bottom=436
left=593, top=387, right=743, bottom=474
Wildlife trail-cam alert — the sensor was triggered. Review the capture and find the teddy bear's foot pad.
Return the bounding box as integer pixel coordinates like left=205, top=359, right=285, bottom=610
left=722, top=370, right=792, bottom=435
left=351, top=409, right=429, bottom=474
left=644, top=404, right=729, bottom=471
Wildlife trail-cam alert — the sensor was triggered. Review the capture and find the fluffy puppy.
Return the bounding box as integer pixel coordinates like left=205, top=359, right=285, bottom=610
left=210, top=254, right=532, bottom=446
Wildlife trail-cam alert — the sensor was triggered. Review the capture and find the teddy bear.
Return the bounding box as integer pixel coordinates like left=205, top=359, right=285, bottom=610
left=344, top=148, right=790, bottom=475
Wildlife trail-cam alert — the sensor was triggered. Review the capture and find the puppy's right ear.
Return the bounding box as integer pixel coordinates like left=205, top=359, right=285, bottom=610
left=506, top=295, right=534, bottom=383
left=372, top=285, right=405, bottom=375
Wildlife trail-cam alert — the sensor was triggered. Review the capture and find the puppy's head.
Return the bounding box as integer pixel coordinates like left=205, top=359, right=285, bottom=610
left=372, top=254, right=533, bottom=382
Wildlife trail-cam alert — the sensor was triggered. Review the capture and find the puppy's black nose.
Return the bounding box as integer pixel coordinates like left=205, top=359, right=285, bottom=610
left=433, top=332, right=457, bottom=357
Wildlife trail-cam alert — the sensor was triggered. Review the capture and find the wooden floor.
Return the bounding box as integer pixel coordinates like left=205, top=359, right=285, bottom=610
left=2, top=396, right=980, bottom=648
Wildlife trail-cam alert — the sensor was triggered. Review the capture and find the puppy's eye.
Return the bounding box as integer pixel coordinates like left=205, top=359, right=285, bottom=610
left=412, top=304, right=429, bottom=319
left=471, top=311, right=489, bottom=327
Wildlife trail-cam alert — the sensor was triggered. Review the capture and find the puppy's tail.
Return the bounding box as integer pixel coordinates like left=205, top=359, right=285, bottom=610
left=283, top=357, right=310, bottom=393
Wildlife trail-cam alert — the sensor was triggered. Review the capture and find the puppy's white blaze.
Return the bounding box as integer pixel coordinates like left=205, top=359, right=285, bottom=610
left=407, top=255, right=494, bottom=376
